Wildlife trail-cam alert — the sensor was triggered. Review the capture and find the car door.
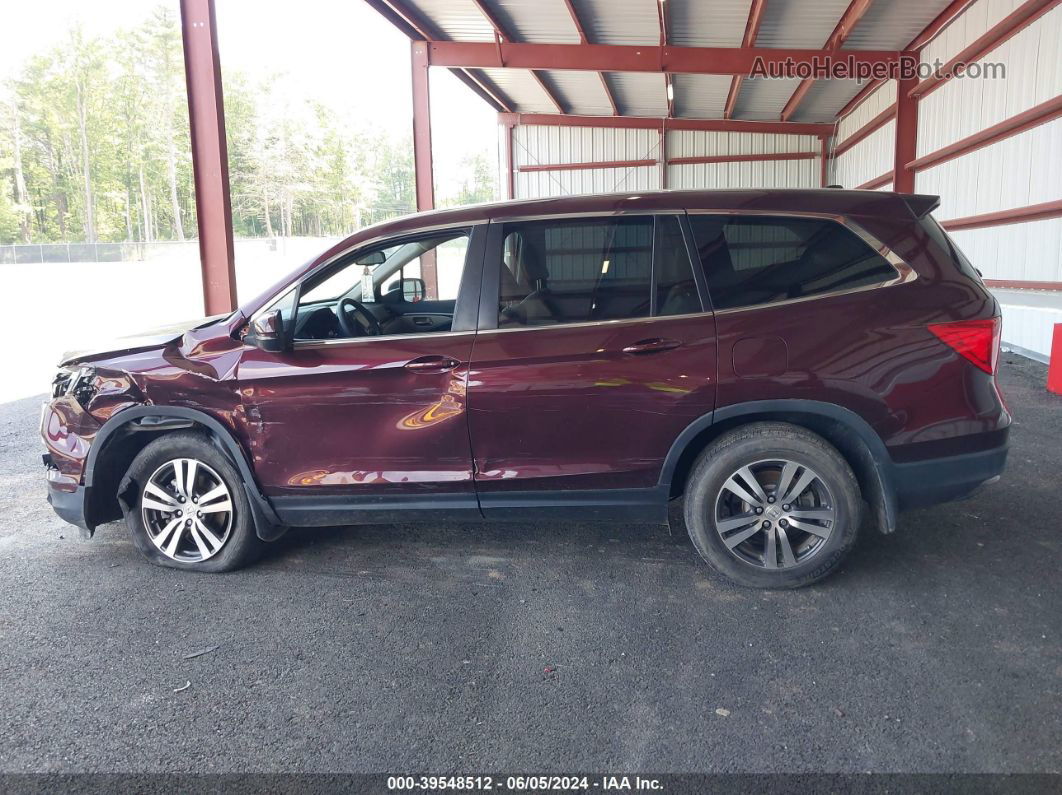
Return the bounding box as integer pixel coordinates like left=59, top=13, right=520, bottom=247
left=236, top=223, right=486, bottom=525
left=466, top=213, right=717, bottom=521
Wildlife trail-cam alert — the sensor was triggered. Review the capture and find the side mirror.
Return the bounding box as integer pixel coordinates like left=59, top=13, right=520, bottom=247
left=401, top=277, right=426, bottom=303
left=247, top=310, right=288, bottom=353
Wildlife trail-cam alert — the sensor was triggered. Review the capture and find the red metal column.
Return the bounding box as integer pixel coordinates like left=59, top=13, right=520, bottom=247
left=179, top=0, right=237, bottom=315
left=893, top=76, right=918, bottom=194
left=411, top=41, right=435, bottom=212
left=410, top=40, right=438, bottom=297
left=820, top=135, right=830, bottom=186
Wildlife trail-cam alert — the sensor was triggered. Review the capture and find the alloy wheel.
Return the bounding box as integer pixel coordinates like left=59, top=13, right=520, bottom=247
left=141, top=458, right=233, bottom=563
left=714, top=459, right=836, bottom=569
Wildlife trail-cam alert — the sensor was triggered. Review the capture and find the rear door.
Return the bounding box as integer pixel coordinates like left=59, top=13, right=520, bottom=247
left=466, top=213, right=717, bottom=520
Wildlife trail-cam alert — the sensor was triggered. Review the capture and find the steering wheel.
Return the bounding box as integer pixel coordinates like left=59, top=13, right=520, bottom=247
left=337, top=298, right=383, bottom=337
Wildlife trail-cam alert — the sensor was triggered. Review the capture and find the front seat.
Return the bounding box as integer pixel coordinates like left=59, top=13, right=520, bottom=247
left=499, top=232, right=560, bottom=326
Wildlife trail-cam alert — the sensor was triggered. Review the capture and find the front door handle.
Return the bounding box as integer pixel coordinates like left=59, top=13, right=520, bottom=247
left=622, top=338, right=682, bottom=355
left=405, top=355, right=460, bottom=373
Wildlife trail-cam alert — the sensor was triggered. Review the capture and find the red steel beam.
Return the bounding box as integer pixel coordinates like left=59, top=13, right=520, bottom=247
left=908, top=95, right=1062, bottom=172
left=426, top=41, right=901, bottom=75
left=940, top=200, right=1062, bottom=232
left=910, top=0, right=1061, bottom=100
left=519, top=158, right=658, bottom=173
left=984, top=279, right=1062, bottom=290
left=411, top=41, right=434, bottom=212
left=857, top=170, right=893, bottom=190
left=834, top=0, right=975, bottom=120
left=893, top=75, right=918, bottom=193
left=724, top=0, right=767, bottom=119
left=657, top=0, right=675, bottom=117
left=179, top=0, right=236, bottom=314
left=781, top=0, right=874, bottom=122
left=834, top=103, right=896, bottom=157
left=499, top=112, right=833, bottom=136
left=670, top=151, right=817, bottom=166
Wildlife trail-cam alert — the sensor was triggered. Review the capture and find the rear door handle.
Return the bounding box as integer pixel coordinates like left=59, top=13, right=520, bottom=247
left=622, top=338, right=682, bottom=355
left=405, top=355, right=460, bottom=373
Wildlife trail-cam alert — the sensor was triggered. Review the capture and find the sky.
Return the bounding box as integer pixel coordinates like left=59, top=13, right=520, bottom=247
left=0, top=0, right=500, bottom=195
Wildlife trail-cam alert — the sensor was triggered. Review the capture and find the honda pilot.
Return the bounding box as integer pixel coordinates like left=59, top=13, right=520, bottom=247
left=42, top=189, right=1010, bottom=588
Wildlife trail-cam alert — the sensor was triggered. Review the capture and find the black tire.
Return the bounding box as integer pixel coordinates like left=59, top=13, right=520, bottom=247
left=683, top=422, right=862, bottom=589
left=121, top=431, right=263, bottom=572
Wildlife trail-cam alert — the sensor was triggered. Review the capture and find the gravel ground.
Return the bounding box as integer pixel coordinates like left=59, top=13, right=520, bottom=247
left=0, top=357, right=1059, bottom=774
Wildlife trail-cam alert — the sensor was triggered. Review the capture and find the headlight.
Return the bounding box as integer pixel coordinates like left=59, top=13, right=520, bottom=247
left=52, top=367, right=97, bottom=404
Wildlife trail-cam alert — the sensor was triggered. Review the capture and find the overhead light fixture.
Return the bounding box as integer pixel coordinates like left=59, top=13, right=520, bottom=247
left=666, top=82, right=674, bottom=101
left=601, top=259, right=610, bottom=274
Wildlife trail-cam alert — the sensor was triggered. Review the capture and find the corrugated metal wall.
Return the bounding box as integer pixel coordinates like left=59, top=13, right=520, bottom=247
left=833, top=81, right=895, bottom=190
left=832, top=0, right=1061, bottom=359
left=508, top=124, right=822, bottom=199
left=917, top=0, right=1062, bottom=359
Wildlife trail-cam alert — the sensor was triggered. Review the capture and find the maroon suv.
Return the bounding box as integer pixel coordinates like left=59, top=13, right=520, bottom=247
left=42, top=189, right=1009, bottom=588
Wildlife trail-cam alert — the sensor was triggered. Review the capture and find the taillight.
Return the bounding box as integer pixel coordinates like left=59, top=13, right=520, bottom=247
left=928, top=316, right=1001, bottom=374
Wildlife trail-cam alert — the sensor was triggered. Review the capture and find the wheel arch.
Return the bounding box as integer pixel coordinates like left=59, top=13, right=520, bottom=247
left=661, top=400, right=898, bottom=534
left=84, top=406, right=285, bottom=541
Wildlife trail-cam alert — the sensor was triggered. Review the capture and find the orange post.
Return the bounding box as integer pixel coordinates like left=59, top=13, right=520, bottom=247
left=1048, top=323, right=1062, bottom=395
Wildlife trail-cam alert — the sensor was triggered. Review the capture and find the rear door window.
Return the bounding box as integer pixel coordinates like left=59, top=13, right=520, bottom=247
left=688, top=214, right=899, bottom=310
left=497, top=215, right=700, bottom=327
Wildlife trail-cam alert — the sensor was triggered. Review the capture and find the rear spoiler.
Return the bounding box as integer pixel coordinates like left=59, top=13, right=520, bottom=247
left=901, top=193, right=940, bottom=219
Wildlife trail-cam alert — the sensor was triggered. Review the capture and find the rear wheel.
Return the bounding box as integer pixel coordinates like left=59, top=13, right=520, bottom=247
left=684, top=422, right=862, bottom=589
left=123, top=432, right=262, bottom=572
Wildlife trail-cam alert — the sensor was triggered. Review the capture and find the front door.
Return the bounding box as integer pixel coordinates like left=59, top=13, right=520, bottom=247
left=237, top=224, right=485, bottom=524
left=467, top=214, right=717, bottom=521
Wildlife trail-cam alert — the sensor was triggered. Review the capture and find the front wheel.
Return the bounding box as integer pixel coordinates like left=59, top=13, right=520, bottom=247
left=684, top=423, right=862, bottom=589
left=123, top=432, right=263, bottom=572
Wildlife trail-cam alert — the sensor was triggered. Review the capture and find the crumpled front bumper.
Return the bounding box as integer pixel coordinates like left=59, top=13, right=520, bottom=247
left=45, top=471, right=92, bottom=537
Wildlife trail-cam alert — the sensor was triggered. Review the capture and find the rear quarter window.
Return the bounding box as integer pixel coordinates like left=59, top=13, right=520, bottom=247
left=688, top=214, right=900, bottom=311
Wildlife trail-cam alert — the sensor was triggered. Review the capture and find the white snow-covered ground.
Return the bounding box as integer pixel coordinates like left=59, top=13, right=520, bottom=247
left=3, top=237, right=337, bottom=402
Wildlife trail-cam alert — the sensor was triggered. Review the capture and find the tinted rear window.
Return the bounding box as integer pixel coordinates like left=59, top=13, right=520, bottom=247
left=920, top=215, right=983, bottom=283
left=688, top=215, right=899, bottom=310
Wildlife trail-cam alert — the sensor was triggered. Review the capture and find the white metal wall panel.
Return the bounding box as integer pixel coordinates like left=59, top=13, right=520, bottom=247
left=836, top=81, right=896, bottom=141
left=997, top=302, right=1062, bottom=360
left=668, top=159, right=818, bottom=190
left=917, top=117, right=1062, bottom=219
left=918, top=3, right=1062, bottom=156
left=834, top=120, right=895, bottom=188
left=516, top=165, right=659, bottom=198
left=950, top=218, right=1062, bottom=283
left=921, top=0, right=1028, bottom=73
left=669, top=131, right=819, bottom=157
left=513, top=125, right=659, bottom=168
